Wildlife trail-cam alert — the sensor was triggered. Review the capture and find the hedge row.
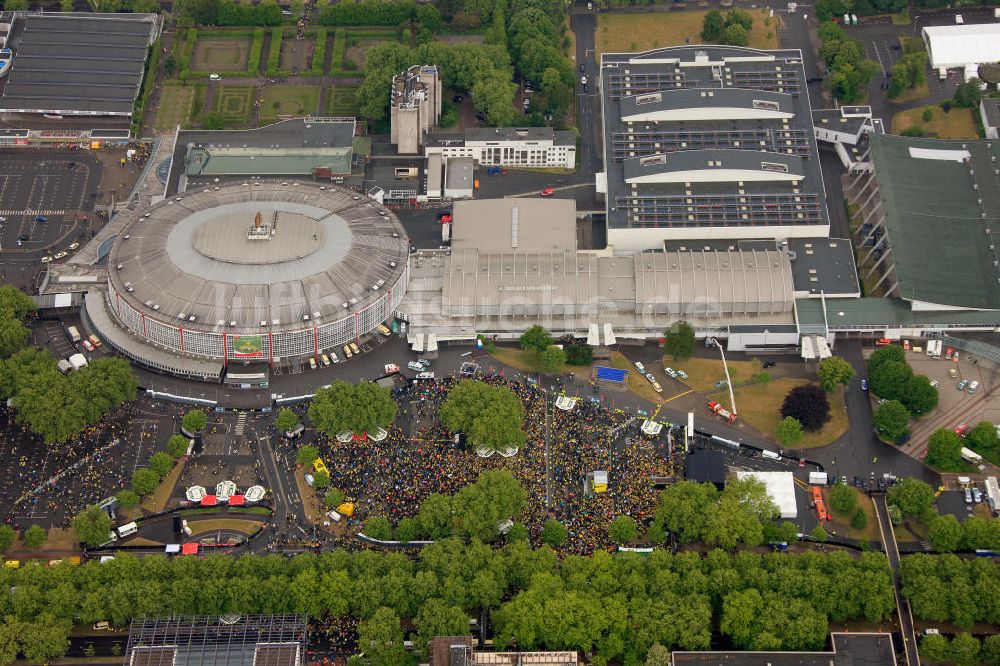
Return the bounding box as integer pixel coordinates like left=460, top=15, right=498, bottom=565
left=311, top=27, right=327, bottom=76
left=130, top=36, right=163, bottom=135
left=330, top=28, right=347, bottom=75
left=266, top=26, right=283, bottom=76
left=248, top=28, right=265, bottom=75
left=178, top=27, right=198, bottom=79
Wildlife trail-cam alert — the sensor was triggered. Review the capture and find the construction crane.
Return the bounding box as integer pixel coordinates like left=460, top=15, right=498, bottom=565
left=709, top=337, right=738, bottom=421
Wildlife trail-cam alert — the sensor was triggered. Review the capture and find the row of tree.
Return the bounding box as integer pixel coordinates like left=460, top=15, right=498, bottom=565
left=175, top=0, right=285, bottom=26
left=815, top=0, right=905, bottom=22
left=921, top=632, right=1000, bottom=666
left=700, top=9, right=756, bottom=47
left=818, top=21, right=878, bottom=104
left=0, top=541, right=895, bottom=663
left=901, top=554, right=1000, bottom=628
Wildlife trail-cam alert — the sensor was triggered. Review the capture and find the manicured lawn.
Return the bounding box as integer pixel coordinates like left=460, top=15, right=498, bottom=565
left=610, top=351, right=667, bottom=405
left=188, top=518, right=265, bottom=536
left=191, top=35, right=251, bottom=72
left=827, top=487, right=881, bottom=542
left=326, top=85, right=359, bottom=116
left=155, top=86, right=195, bottom=130
left=488, top=346, right=589, bottom=376
left=888, top=82, right=929, bottom=105
left=670, top=356, right=763, bottom=394
left=892, top=105, right=978, bottom=139
left=213, top=85, right=255, bottom=125
left=258, top=85, right=320, bottom=123
left=708, top=379, right=848, bottom=448
left=596, top=10, right=780, bottom=57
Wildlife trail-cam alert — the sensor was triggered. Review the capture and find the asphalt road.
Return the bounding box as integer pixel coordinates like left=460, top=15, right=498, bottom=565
left=571, top=9, right=602, bottom=188
left=875, top=494, right=920, bottom=666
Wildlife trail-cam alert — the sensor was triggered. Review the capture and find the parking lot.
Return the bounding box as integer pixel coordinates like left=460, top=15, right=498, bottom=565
left=0, top=152, right=100, bottom=255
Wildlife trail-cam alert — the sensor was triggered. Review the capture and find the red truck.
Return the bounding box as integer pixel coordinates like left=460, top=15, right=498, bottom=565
left=707, top=400, right=737, bottom=423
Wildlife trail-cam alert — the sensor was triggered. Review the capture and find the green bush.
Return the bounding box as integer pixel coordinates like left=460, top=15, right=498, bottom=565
left=922, top=108, right=933, bottom=122
left=180, top=28, right=198, bottom=77
left=312, top=28, right=327, bottom=76
left=248, top=28, right=265, bottom=76
left=851, top=508, right=868, bottom=530
left=330, top=28, right=347, bottom=75
left=266, top=27, right=283, bottom=76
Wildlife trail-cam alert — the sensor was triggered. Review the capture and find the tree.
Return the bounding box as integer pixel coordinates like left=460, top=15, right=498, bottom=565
left=201, top=112, right=226, bottom=130
left=296, top=444, right=320, bottom=466
left=72, top=505, right=112, bottom=547
left=664, top=321, right=695, bottom=360
left=701, top=10, right=725, bottom=40
left=414, top=598, right=467, bottom=655
left=358, top=607, right=405, bottom=666
left=780, top=384, right=830, bottom=431
left=928, top=514, right=963, bottom=553
left=887, top=504, right=903, bottom=526
left=851, top=508, right=868, bottom=530
left=452, top=470, right=527, bottom=539
left=869, top=360, right=913, bottom=402
left=132, top=468, right=160, bottom=496
left=324, top=487, right=346, bottom=508
left=115, top=490, right=140, bottom=509
left=541, top=519, right=567, bottom=547
left=818, top=356, right=855, bottom=392
left=721, top=23, right=749, bottom=47
left=167, top=434, right=190, bottom=458
left=655, top=481, right=719, bottom=543
left=981, top=635, right=1000, bottom=666
left=966, top=421, right=1000, bottom=454
left=22, top=524, right=47, bottom=550
left=312, top=470, right=330, bottom=490
left=951, top=632, right=982, bottom=666
left=519, top=325, right=553, bottom=353
left=873, top=400, right=910, bottom=443
left=903, top=375, right=938, bottom=416
left=308, top=381, right=397, bottom=437
left=416, top=3, right=443, bottom=32
left=564, top=343, right=594, bottom=366
left=888, top=478, right=935, bottom=520
left=775, top=416, right=803, bottom=447
left=0, top=526, right=13, bottom=553
left=20, top=615, right=70, bottom=664
left=539, top=345, right=566, bottom=372
left=829, top=483, right=857, bottom=515
left=3, top=0, right=28, bottom=10
left=182, top=409, right=208, bottom=434
left=954, top=80, right=982, bottom=107
left=364, top=517, right=393, bottom=541
left=148, top=452, right=174, bottom=479
left=275, top=408, right=301, bottom=434
left=506, top=522, right=530, bottom=543
left=417, top=493, right=454, bottom=538
left=867, top=344, right=906, bottom=372
left=921, top=633, right=952, bottom=663
left=608, top=516, right=639, bottom=545
left=810, top=525, right=828, bottom=542
left=395, top=517, right=420, bottom=544
left=926, top=428, right=964, bottom=471
left=439, top=380, right=525, bottom=454
left=645, top=643, right=671, bottom=666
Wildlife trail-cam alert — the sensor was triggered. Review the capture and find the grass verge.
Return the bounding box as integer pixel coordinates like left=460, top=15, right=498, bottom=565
left=596, top=10, right=779, bottom=57
left=891, top=105, right=978, bottom=139
left=610, top=351, right=667, bottom=405
left=828, top=488, right=881, bottom=541
left=188, top=518, right=265, bottom=535
left=488, top=346, right=589, bottom=376
left=708, top=379, right=848, bottom=448
left=141, top=459, right=187, bottom=513
left=154, top=86, right=194, bottom=130
left=671, top=356, right=763, bottom=394
left=258, top=84, right=321, bottom=123
left=295, top=471, right=323, bottom=524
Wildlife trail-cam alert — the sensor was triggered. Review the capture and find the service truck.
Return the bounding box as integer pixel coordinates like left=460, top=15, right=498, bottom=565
left=68, top=353, right=88, bottom=370
left=707, top=400, right=737, bottom=423
left=66, top=325, right=81, bottom=343
left=441, top=222, right=452, bottom=245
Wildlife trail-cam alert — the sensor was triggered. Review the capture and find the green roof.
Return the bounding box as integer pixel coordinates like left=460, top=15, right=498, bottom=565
left=185, top=146, right=352, bottom=177
left=797, top=297, right=1000, bottom=329
left=869, top=134, right=1000, bottom=311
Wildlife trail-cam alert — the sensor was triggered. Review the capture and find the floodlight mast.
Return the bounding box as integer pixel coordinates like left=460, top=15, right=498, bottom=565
left=713, top=338, right=738, bottom=420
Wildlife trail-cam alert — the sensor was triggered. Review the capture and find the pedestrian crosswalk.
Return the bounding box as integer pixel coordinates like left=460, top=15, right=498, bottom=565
left=235, top=412, right=247, bottom=436
left=0, top=210, right=65, bottom=216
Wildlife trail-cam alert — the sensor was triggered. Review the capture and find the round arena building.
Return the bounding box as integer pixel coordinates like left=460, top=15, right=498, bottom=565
left=86, top=181, right=409, bottom=380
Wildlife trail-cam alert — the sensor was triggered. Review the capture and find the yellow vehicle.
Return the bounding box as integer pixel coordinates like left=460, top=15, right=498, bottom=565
left=342, top=344, right=353, bottom=358
left=377, top=324, right=392, bottom=336
left=4, top=560, right=20, bottom=569
left=312, top=458, right=329, bottom=475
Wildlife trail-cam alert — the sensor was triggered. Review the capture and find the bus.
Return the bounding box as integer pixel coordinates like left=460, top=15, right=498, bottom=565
left=811, top=487, right=831, bottom=522
left=961, top=447, right=983, bottom=465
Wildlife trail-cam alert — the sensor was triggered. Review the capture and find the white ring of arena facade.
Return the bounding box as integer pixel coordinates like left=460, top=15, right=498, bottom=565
left=98, top=182, right=409, bottom=372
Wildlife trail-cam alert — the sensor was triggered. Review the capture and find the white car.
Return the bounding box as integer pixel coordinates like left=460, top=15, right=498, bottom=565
left=650, top=380, right=663, bottom=393
left=68, top=242, right=79, bottom=250
left=0, top=216, right=7, bottom=222
left=54, top=251, right=68, bottom=260
left=664, top=367, right=677, bottom=378
left=676, top=369, right=688, bottom=380
left=930, top=380, right=940, bottom=389
left=329, top=352, right=339, bottom=363
left=82, top=340, right=94, bottom=351
left=407, top=361, right=425, bottom=371
left=384, top=363, right=401, bottom=374
left=416, top=371, right=435, bottom=380
left=634, top=361, right=645, bottom=374
left=40, top=256, right=53, bottom=263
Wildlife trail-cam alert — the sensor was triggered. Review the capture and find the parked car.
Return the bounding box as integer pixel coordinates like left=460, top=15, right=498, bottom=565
left=634, top=361, right=645, bottom=373
left=342, top=344, right=353, bottom=358
left=957, top=379, right=969, bottom=390
left=329, top=351, right=339, bottom=363
left=955, top=423, right=969, bottom=437
left=965, top=488, right=973, bottom=504
left=40, top=256, right=52, bottom=263
left=762, top=360, right=776, bottom=368
left=650, top=380, right=662, bottom=393
left=579, top=63, right=586, bottom=73
left=676, top=369, right=688, bottom=380
left=308, top=357, right=317, bottom=369
left=540, top=187, right=555, bottom=196
left=930, top=380, right=940, bottom=389
left=54, top=251, right=68, bottom=260
left=349, top=342, right=360, bottom=355
left=664, top=367, right=677, bottom=378
left=860, top=377, right=868, bottom=391
left=407, top=361, right=425, bottom=371
left=320, top=353, right=331, bottom=367
left=68, top=242, right=79, bottom=250
left=81, top=339, right=94, bottom=351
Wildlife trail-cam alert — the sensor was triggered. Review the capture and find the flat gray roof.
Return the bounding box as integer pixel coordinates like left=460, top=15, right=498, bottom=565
left=981, top=98, right=1000, bottom=129
left=672, top=634, right=896, bottom=666
left=622, top=149, right=804, bottom=184
left=465, top=126, right=555, bottom=142
left=108, top=182, right=409, bottom=334
left=452, top=198, right=577, bottom=252
left=600, top=45, right=829, bottom=233
left=868, top=133, right=1000, bottom=310
left=0, top=13, right=157, bottom=116
left=445, top=157, right=474, bottom=190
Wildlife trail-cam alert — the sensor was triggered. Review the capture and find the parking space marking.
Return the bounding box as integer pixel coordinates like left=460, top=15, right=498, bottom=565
left=662, top=389, right=693, bottom=404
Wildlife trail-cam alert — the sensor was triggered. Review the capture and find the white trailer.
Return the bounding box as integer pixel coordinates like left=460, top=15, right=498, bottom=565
left=66, top=325, right=81, bottom=343
left=809, top=471, right=829, bottom=485
left=68, top=353, right=88, bottom=370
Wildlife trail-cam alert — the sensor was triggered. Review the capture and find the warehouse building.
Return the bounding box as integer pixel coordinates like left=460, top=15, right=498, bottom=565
left=390, top=64, right=441, bottom=155
left=847, top=133, right=1000, bottom=312
left=424, top=127, right=577, bottom=169
left=0, top=13, right=159, bottom=119
left=598, top=46, right=830, bottom=251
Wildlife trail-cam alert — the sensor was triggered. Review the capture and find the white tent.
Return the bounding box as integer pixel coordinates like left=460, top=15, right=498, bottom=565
left=245, top=485, right=266, bottom=503
left=922, top=23, right=1000, bottom=69
left=735, top=471, right=797, bottom=519
left=215, top=480, right=237, bottom=500
left=555, top=396, right=577, bottom=411
left=336, top=431, right=353, bottom=443
left=641, top=420, right=663, bottom=436
left=185, top=486, right=207, bottom=502
left=370, top=427, right=388, bottom=442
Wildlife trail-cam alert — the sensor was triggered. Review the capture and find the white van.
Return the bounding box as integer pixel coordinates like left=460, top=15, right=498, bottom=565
left=939, top=67, right=947, bottom=80
left=761, top=450, right=781, bottom=461
left=955, top=13, right=963, bottom=23
left=967, top=380, right=979, bottom=394
left=209, top=73, right=221, bottom=81
left=116, top=521, right=138, bottom=538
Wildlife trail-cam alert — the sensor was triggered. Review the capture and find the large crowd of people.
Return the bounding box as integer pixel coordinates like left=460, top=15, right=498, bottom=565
left=316, top=374, right=681, bottom=554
